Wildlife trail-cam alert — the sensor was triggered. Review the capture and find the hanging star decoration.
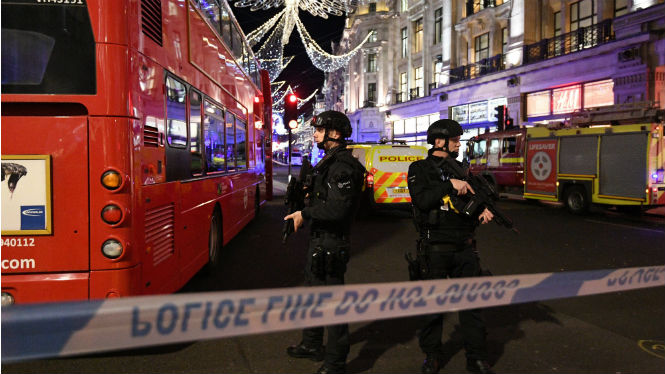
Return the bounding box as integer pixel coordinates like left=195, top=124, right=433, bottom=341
left=235, top=0, right=371, bottom=81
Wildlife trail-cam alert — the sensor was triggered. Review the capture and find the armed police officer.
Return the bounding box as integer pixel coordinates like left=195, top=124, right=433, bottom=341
left=284, top=110, right=365, bottom=374
left=407, top=119, right=495, bottom=374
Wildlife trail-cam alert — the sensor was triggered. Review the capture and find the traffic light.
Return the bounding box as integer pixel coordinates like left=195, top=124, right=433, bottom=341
left=505, top=116, right=514, bottom=128
left=284, top=93, right=298, bottom=130
left=495, top=105, right=505, bottom=131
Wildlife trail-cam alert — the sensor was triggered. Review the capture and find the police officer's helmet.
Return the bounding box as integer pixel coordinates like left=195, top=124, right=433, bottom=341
left=311, top=110, right=352, bottom=139
left=426, top=119, right=463, bottom=145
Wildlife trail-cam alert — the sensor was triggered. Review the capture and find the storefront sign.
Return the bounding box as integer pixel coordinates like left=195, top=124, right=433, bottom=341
left=451, top=104, right=468, bottom=124
left=469, top=101, right=488, bottom=123
left=552, top=85, right=581, bottom=114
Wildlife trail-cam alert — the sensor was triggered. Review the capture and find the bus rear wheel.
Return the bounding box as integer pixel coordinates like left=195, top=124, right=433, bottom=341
left=206, top=210, right=222, bottom=272
left=564, top=185, right=589, bottom=215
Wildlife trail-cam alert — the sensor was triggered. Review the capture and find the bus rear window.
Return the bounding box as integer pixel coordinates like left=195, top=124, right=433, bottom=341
left=1, top=0, right=95, bottom=95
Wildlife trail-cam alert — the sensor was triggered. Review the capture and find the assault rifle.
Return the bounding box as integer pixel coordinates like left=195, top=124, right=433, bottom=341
left=282, top=157, right=314, bottom=243
left=442, top=157, right=518, bottom=233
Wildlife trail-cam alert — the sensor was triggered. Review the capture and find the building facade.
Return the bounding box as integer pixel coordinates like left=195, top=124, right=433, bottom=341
left=333, top=0, right=665, bottom=150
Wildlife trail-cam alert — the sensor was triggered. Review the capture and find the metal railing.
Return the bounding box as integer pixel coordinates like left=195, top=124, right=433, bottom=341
left=466, top=0, right=501, bottom=17
left=363, top=100, right=376, bottom=108
left=409, top=87, right=421, bottom=100
left=523, top=19, right=614, bottom=65
left=395, top=92, right=404, bottom=104
left=449, top=53, right=505, bottom=84
left=428, top=82, right=437, bottom=95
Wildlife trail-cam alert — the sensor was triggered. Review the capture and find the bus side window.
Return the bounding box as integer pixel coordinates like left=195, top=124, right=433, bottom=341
left=236, top=117, right=247, bottom=170
left=220, top=6, right=232, bottom=50
left=502, top=137, right=517, bottom=154
left=165, top=77, right=187, bottom=149
left=203, top=99, right=225, bottom=173
left=190, top=90, right=203, bottom=175
left=225, top=112, right=236, bottom=171
left=165, top=76, right=190, bottom=182
left=231, top=24, right=243, bottom=61
left=196, top=0, right=221, bottom=33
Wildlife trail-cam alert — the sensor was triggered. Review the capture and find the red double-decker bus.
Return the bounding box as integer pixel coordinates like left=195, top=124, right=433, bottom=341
left=1, top=0, right=273, bottom=305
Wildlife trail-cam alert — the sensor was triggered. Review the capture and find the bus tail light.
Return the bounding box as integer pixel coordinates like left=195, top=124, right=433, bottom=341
left=102, top=239, right=123, bottom=259
left=366, top=173, right=374, bottom=188
left=101, top=170, right=122, bottom=190
left=101, top=204, right=123, bottom=225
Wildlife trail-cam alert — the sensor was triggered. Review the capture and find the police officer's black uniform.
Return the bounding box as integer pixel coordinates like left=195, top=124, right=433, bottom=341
left=286, top=111, right=365, bottom=374
left=408, top=119, right=494, bottom=374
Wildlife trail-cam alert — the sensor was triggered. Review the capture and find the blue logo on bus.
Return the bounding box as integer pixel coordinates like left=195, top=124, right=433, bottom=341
left=21, top=206, right=45, bottom=230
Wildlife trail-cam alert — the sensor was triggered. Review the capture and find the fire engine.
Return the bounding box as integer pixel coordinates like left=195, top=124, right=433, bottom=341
left=468, top=102, right=665, bottom=214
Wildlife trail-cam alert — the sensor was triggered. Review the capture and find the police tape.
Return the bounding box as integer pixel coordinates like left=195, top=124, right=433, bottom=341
left=2, top=265, right=664, bottom=363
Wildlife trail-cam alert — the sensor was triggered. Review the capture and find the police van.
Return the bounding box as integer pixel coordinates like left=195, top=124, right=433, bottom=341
left=348, top=141, right=428, bottom=209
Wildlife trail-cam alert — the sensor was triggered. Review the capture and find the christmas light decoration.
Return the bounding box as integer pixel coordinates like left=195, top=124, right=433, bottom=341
left=295, top=16, right=371, bottom=72
left=235, top=0, right=347, bottom=19
left=273, top=84, right=317, bottom=110
left=235, top=0, right=368, bottom=75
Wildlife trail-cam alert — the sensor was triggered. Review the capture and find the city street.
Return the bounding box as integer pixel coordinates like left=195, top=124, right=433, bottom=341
left=3, top=1, right=665, bottom=373
left=3, top=164, right=664, bottom=373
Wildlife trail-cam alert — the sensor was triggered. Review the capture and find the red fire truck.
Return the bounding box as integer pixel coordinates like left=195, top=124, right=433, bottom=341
left=468, top=102, right=665, bottom=214
left=1, top=0, right=272, bottom=305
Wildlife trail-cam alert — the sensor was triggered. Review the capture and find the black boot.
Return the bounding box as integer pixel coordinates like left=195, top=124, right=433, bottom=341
left=466, top=359, right=495, bottom=374
left=286, top=343, right=324, bottom=361
left=315, top=364, right=346, bottom=374
left=421, top=354, right=442, bottom=374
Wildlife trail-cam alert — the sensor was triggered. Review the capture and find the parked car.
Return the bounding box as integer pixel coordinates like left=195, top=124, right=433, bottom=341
left=290, top=151, right=302, bottom=166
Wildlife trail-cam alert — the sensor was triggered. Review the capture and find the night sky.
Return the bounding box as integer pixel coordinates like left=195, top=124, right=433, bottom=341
left=232, top=5, right=346, bottom=114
